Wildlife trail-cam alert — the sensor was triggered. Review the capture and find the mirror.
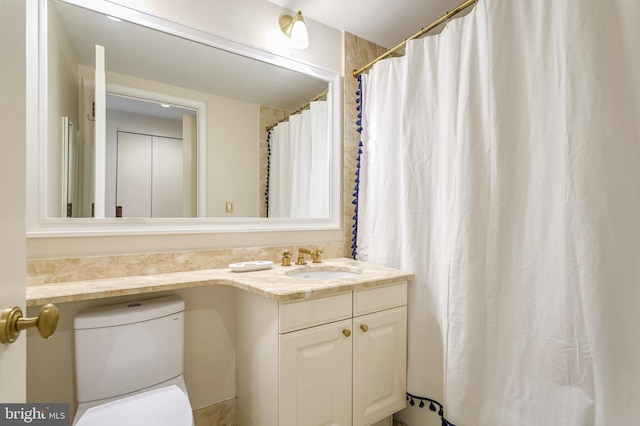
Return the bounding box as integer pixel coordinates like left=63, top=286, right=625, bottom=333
left=40, top=0, right=339, bottom=231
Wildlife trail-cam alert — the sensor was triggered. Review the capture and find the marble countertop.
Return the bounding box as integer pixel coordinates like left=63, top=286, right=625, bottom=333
left=26, top=258, right=414, bottom=306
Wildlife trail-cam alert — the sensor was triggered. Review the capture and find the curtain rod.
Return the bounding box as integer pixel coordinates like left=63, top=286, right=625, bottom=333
left=265, top=89, right=329, bottom=132
left=352, top=0, right=477, bottom=78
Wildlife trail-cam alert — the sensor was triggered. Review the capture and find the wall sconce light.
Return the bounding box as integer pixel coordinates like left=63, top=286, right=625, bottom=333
left=279, top=11, right=309, bottom=50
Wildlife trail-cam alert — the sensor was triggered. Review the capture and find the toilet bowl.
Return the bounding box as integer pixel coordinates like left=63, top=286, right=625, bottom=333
left=72, top=295, right=193, bottom=426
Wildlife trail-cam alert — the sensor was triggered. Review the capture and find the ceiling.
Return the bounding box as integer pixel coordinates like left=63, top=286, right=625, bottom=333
left=266, top=0, right=471, bottom=49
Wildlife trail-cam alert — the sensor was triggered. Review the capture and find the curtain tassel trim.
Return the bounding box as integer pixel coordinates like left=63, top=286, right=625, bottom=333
left=265, top=130, right=272, bottom=217
left=351, top=76, right=363, bottom=258
left=406, top=392, right=457, bottom=426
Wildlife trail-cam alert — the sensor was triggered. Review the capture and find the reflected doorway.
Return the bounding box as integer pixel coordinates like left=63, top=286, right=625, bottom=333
left=105, top=94, right=198, bottom=218
left=116, top=131, right=184, bottom=218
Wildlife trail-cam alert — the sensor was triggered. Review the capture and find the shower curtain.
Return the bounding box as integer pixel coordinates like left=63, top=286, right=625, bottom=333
left=355, top=0, right=640, bottom=424
left=268, top=101, right=329, bottom=217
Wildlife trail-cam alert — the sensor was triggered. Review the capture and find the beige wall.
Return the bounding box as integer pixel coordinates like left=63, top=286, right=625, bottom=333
left=206, top=97, right=261, bottom=217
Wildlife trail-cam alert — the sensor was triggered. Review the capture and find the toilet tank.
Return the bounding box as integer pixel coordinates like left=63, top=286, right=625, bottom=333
left=74, top=295, right=185, bottom=403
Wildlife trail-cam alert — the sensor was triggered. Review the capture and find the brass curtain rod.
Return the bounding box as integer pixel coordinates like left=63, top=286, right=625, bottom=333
left=352, top=0, right=477, bottom=78
left=265, top=89, right=329, bottom=132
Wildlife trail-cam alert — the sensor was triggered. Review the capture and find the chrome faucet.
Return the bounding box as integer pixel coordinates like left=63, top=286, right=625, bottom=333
left=295, top=248, right=323, bottom=265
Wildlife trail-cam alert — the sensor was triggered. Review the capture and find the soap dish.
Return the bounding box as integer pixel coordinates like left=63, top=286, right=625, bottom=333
left=229, top=260, right=273, bottom=272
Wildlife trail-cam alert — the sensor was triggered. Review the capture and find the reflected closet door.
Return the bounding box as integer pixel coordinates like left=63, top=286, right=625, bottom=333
left=116, top=132, right=183, bottom=218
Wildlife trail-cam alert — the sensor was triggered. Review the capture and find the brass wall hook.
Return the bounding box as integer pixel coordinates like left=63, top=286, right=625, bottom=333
left=0, top=303, right=59, bottom=344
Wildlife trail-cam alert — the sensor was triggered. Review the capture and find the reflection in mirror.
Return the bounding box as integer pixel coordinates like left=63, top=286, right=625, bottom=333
left=106, top=95, right=198, bottom=218
left=266, top=96, right=329, bottom=218
left=46, top=0, right=331, bottom=220
left=61, top=116, right=79, bottom=217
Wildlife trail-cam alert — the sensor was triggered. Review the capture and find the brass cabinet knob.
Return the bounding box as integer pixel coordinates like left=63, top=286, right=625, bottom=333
left=342, top=329, right=351, bottom=337
left=0, top=303, right=59, bottom=344
left=360, top=324, right=369, bottom=332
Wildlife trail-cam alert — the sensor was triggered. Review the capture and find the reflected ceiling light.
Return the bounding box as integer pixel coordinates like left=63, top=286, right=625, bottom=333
left=106, top=15, right=122, bottom=22
left=279, top=11, right=309, bottom=50
left=160, top=104, right=171, bottom=108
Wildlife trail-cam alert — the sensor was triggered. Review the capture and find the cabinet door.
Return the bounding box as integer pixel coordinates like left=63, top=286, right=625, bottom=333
left=279, top=319, right=352, bottom=426
left=353, top=306, right=407, bottom=426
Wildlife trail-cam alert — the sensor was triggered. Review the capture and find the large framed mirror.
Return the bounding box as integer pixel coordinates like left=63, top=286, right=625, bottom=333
left=27, top=0, right=341, bottom=236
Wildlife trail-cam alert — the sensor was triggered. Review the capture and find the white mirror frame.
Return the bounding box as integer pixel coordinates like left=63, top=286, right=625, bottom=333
left=26, top=0, right=342, bottom=238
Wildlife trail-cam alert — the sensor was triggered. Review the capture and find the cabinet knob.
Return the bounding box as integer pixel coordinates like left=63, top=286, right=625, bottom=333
left=360, top=324, right=369, bottom=332
left=342, top=329, right=351, bottom=337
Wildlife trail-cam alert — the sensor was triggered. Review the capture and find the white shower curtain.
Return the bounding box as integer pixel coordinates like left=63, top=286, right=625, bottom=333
left=269, top=101, right=329, bottom=217
left=356, top=0, right=640, bottom=424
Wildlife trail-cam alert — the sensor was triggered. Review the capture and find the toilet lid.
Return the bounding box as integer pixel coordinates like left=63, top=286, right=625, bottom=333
left=75, top=385, right=193, bottom=426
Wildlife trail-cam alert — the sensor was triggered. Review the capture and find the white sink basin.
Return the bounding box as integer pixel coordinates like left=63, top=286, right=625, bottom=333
left=286, top=267, right=361, bottom=280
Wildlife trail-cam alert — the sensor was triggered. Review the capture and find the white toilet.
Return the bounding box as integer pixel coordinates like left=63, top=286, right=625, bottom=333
left=72, top=295, right=194, bottom=426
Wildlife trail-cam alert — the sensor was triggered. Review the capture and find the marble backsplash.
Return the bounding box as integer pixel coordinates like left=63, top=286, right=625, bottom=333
left=27, top=242, right=345, bottom=285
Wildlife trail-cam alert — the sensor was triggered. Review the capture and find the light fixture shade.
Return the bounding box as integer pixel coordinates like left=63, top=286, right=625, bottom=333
left=279, top=11, right=309, bottom=50
left=290, top=19, right=309, bottom=50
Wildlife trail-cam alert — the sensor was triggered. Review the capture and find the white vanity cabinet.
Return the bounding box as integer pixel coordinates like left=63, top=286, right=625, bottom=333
left=236, top=281, right=407, bottom=426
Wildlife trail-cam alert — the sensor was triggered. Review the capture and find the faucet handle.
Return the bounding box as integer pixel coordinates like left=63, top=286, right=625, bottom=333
left=311, top=249, right=323, bottom=263
left=281, top=251, right=292, bottom=266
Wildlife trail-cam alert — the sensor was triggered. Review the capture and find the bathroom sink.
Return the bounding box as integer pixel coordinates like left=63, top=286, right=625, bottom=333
left=286, top=267, right=361, bottom=280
